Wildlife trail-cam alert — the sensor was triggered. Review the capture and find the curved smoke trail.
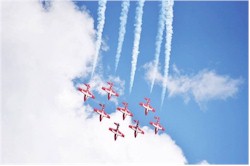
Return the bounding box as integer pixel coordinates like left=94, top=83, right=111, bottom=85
left=161, top=0, right=174, bottom=106
left=150, top=0, right=167, bottom=93
left=129, top=0, right=145, bottom=93
left=115, top=0, right=130, bottom=72
left=91, top=0, right=107, bottom=77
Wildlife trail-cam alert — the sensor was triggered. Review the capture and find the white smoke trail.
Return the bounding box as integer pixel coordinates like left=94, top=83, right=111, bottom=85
left=150, top=0, right=167, bottom=93
left=129, top=0, right=145, bottom=93
left=115, top=0, right=130, bottom=72
left=91, top=0, right=107, bottom=77
left=161, top=0, right=174, bottom=106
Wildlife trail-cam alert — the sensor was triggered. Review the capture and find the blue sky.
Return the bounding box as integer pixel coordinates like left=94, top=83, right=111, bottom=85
left=74, top=1, right=248, bottom=164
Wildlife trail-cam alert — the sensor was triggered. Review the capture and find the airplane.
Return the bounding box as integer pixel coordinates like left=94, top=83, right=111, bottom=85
left=78, top=83, right=95, bottom=102
left=101, top=82, right=119, bottom=100
left=129, top=120, right=144, bottom=138
left=139, top=97, right=155, bottom=115
left=149, top=116, right=165, bottom=134
left=116, top=102, right=133, bottom=120
left=93, top=104, right=110, bottom=122
left=109, top=122, right=125, bottom=141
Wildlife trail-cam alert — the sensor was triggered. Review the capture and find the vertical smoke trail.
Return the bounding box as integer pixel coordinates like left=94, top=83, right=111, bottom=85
left=161, top=0, right=174, bottom=106
left=91, top=0, right=107, bottom=77
left=115, top=0, right=130, bottom=72
left=129, top=0, right=145, bottom=93
left=150, top=0, right=166, bottom=93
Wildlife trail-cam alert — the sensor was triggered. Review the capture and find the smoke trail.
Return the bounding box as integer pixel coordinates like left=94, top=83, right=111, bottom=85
left=115, top=0, right=130, bottom=72
left=150, top=0, right=167, bottom=93
left=129, top=0, right=145, bottom=93
left=161, top=0, right=174, bottom=106
left=91, top=0, right=107, bottom=77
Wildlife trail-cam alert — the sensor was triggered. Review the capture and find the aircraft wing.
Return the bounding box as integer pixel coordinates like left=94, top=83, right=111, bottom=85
left=137, top=127, right=144, bottom=134
left=127, top=110, right=133, bottom=116
left=94, top=108, right=99, bottom=114
left=117, top=107, right=123, bottom=111
left=112, top=90, right=119, bottom=97
left=103, top=112, right=110, bottom=118
left=78, top=87, right=83, bottom=91
left=117, top=130, right=125, bottom=137
left=115, top=92, right=119, bottom=97
left=129, top=125, right=136, bottom=130
left=90, top=92, right=95, bottom=99
left=78, top=87, right=87, bottom=93
left=152, top=107, right=156, bottom=112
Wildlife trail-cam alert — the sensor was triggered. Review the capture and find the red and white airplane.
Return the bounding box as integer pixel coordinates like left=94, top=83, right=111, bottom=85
left=149, top=116, right=165, bottom=134
left=139, top=98, right=155, bottom=115
left=78, top=83, right=95, bottom=102
left=116, top=102, right=133, bottom=120
left=109, top=122, right=125, bottom=141
left=93, top=104, right=110, bottom=122
left=129, top=120, right=144, bottom=138
left=101, top=82, right=119, bottom=100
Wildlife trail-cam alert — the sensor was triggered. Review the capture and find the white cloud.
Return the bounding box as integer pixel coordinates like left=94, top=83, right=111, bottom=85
left=144, top=62, right=243, bottom=106
left=144, top=62, right=164, bottom=86
left=1, top=1, right=186, bottom=164
left=101, top=38, right=109, bottom=52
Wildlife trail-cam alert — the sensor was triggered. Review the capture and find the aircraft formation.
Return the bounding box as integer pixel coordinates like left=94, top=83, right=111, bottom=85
left=78, top=82, right=165, bottom=141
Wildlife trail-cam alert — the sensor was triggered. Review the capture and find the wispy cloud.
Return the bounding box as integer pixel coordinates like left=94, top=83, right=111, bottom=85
left=115, top=0, right=130, bottom=72
left=150, top=0, right=166, bottom=93
left=161, top=0, right=174, bottom=105
left=129, top=0, right=145, bottom=93
left=144, top=63, right=243, bottom=108
left=91, top=0, right=107, bottom=77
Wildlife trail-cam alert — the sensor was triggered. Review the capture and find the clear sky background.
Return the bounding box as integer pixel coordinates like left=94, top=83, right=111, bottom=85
left=74, top=1, right=248, bottom=164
